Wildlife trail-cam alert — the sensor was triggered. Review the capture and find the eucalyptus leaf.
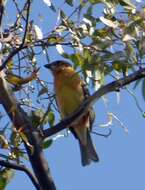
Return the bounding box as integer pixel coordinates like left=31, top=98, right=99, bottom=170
left=66, top=0, right=73, bottom=7
left=42, top=139, right=53, bottom=149
left=119, top=0, right=136, bottom=9
left=48, top=111, right=55, bottom=127
left=0, top=169, right=14, bottom=190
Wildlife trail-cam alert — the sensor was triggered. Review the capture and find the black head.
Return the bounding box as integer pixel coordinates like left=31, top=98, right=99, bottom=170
left=44, top=60, right=72, bottom=71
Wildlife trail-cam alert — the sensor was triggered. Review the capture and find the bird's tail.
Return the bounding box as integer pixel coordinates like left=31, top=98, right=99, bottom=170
left=79, top=131, right=99, bottom=166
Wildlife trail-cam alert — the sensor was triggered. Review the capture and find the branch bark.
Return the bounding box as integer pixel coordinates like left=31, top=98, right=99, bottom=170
left=0, top=67, right=56, bottom=189
left=0, top=159, right=40, bottom=190
left=43, top=68, right=145, bottom=139
left=0, top=2, right=57, bottom=189
left=0, top=1, right=4, bottom=27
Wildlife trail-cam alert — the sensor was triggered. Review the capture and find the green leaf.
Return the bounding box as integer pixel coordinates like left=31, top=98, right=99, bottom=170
left=125, top=42, right=137, bottom=64
left=10, top=130, right=22, bottom=148
left=0, top=169, right=14, bottom=190
left=66, top=0, right=73, bottom=7
left=112, top=61, right=123, bottom=72
left=138, top=37, right=145, bottom=58
left=89, top=0, right=101, bottom=4
left=0, top=134, right=9, bottom=149
left=30, top=109, right=44, bottom=127
left=100, top=16, right=118, bottom=28
left=48, top=111, right=55, bottom=127
left=119, top=0, right=136, bottom=9
left=7, top=60, right=13, bottom=70
left=42, top=139, right=53, bottom=149
left=29, top=109, right=55, bottom=127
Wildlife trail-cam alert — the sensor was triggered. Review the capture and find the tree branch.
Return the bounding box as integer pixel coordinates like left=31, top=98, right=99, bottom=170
left=0, top=1, right=4, bottom=27
left=0, top=64, right=56, bottom=189
left=0, top=159, right=41, bottom=190
left=0, top=0, right=31, bottom=71
left=43, top=68, right=145, bottom=139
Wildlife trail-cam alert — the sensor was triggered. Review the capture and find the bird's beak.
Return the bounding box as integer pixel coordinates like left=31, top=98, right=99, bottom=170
left=44, top=64, right=51, bottom=69
left=44, top=63, right=53, bottom=70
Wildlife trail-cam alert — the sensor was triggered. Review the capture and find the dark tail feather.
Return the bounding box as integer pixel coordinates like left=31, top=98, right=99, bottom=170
left=79, top=131, right=99, bottom=166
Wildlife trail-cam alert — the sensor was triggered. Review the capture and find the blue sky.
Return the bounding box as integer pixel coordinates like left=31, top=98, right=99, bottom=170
left=7, top=87, right=145, bottom=190
left=4, top=0, right=145, bottom=189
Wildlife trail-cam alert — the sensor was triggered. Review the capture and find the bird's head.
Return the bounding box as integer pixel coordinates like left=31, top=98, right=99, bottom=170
left=44, top=60, right=72, bottom=74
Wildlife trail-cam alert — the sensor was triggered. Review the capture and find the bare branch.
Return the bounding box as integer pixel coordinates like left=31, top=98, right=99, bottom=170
left=21, top=0, right=31, bottom=46
left=0, top=159, right=41, bottom=190
left=0, top=1, right=4, bottom=27
left=43, top=68, right=145, bottom=139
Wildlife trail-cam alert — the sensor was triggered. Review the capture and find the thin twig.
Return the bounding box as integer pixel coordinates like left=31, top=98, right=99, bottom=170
left=0, top=0, right=31, bottom=71
left=0, top=2, right=4, bottom=27
left=91, top=129, right=112, bottom=138
left=126, top=87, right=144, bottom=115
left=21, top=0, right=31, bottom=46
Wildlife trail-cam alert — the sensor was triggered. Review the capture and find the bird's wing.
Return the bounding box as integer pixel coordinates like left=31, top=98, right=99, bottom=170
left=81, top=81, right=95, bottom=130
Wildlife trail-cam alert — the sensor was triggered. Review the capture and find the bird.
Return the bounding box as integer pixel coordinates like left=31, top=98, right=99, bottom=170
left=44, top=60, right=99, bottom=166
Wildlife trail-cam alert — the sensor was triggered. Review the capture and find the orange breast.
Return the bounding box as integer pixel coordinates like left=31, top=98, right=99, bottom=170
left=54, top=68, right=84, bottom=117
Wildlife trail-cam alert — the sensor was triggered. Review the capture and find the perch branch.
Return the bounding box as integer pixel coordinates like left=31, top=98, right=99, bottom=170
left=43, top=68, right=145, bottom=139
left=0, top=159, right=41, bottom=190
